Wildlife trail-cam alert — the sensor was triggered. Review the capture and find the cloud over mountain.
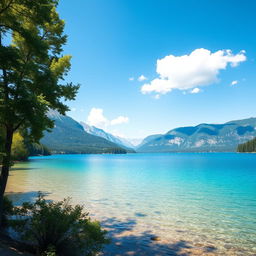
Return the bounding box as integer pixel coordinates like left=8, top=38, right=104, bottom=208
left=87, top=108, right=129, bottom=129
left=87, top=108, right=108, bottom=129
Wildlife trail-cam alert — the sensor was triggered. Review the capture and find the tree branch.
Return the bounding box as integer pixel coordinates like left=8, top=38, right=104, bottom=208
left=0, top=0, right=14, bottom=15
left=13, top=118, right=25, bottom=131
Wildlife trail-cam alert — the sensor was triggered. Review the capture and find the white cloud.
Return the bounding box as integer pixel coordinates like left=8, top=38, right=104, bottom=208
left=231, top=80, right=238, bottom=86
left=138, top=75, right=147, bottom=81
left=111, top=116, right=129, bottom=125
left=154, top=94, right=160, bottom=99
left=141, top=48, right=246, bottom=95
left=129, top=77, right=134, bottom=81
left=190, top=87, right=201, bottom=94
left=87, top=108, right=129, bottom=129
left=87, top=108, right=108, bottom=129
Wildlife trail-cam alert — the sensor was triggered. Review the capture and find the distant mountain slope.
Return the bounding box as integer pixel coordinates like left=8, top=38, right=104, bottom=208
left=137, top=118, right=256, bottom=152
left=136, top=134, right=162, bottom=149
left=127, top=138, right=143, bottom=147
left=80, top=122, right=135, bottom=149
left=40, top=111, right=128, bottom=154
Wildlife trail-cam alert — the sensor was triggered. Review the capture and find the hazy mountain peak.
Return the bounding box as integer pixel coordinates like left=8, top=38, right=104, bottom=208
left=80, top=122, right=135, bottom=149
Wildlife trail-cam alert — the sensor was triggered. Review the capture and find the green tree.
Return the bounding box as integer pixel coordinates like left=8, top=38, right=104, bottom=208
left=26, top=142, right=51, bottom=156
left=237, top=137, right=256, bottom=152
left=11, top=132, right=29, bottom=160
left=0, top=0, right=79, bottom=226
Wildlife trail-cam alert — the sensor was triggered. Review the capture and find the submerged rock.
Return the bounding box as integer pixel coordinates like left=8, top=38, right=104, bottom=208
left=150, top=236, right=160, bottom=241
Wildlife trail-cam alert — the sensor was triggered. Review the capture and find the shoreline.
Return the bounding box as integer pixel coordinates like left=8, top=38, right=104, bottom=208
left=5, top=189, right=251, bottom=256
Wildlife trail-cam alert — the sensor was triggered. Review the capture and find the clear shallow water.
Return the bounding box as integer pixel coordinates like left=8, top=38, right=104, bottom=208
left=6, top=153, right=256, bottom=255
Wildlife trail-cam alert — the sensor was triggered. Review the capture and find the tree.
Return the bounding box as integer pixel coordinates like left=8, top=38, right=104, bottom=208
left=11, top=132, right=29, bottom=161
left=26, top=142, right=51, bottom=156
left=237, top=137, right=256, bottom=152
left=0, top=0, right=79, bottom=227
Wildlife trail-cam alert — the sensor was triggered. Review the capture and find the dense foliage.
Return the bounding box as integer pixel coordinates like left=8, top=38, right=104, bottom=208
left=26, top=142, right=51, bottom=157
left=10, top=194, right=108, bottom=256
left=103, top=147, right=127, bottom=154
left=2, top=196, right=13, bottom=227
left=0, top=131, right=51, bottom=161
left=237, top=137, right=256, bottom=152
left=0, top=0, right=78, bottom=225
left=11, top=132, right=28, bottom=161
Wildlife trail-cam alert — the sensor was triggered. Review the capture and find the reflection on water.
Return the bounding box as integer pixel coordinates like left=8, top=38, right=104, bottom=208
left=6, top=153, right=256, bottom=255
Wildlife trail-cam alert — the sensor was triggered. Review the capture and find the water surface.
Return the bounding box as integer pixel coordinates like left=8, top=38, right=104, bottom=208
left=6, top=153, right=256, bottom=255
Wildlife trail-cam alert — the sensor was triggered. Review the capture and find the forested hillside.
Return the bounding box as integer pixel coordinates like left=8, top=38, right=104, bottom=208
left=237, top=137, right=256, bottom=152
left=41, top=111, right=128, bottom=154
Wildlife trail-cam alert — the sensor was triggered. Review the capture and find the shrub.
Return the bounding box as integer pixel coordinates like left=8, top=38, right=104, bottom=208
left=10, top=194, right=108, bottom=256
left=2, top=196, right=14, bottom=227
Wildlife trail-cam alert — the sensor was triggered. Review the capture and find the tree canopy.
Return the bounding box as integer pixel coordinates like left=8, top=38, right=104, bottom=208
left=237, top=137, right=256, bottom=153
left=0, top=0, right=79, bottom=226
left=0, top=0, right=79, bottom=140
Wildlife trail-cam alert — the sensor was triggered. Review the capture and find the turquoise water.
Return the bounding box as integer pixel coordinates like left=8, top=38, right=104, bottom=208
left=6, top=153, right=256, bottom=255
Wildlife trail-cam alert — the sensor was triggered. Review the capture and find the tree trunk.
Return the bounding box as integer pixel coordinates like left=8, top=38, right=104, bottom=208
left=0, top=126, right=13, bottom=228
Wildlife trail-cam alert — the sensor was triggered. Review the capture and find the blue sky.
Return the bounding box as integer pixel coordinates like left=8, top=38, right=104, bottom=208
left=58, top=0, right=256, bottom=139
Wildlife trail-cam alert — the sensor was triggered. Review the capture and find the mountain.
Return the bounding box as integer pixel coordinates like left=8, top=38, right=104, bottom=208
left=137, top=118, right=256, bottom=152
left=136, top=134, right=162, bottom=149
left=126, top=138, right=143, bottom=147
left=80, top=122, right=135, bottom=149
left=40, top=111, right=128, bottom=154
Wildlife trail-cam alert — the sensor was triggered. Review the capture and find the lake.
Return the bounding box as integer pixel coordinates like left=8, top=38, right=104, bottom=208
left=6, top=153, right=256, bottom=255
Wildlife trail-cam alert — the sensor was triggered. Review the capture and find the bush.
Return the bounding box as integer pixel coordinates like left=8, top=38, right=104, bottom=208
left=2, top=196, right=14, bottom=227
left=10, top=194, right=109, bottom=256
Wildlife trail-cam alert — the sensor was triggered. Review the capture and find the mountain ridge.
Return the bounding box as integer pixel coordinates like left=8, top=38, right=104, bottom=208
left=41, top=111, right=129, bottom=154
left=137, top=117, right=256, bottom=152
